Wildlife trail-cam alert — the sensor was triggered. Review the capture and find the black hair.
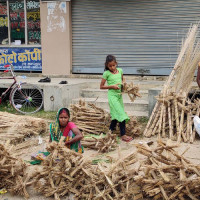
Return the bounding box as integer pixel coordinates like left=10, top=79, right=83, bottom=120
left=104, top=55, right=117, bottom=71
left=59, top=108, right=70, bottom=118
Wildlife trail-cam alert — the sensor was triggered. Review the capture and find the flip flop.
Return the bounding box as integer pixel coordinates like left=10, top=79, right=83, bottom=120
left=59, top=80, right=68, bottom=84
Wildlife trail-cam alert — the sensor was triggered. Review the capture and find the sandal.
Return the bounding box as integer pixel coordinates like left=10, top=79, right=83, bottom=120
left=121, top=135, right=133, bottom=142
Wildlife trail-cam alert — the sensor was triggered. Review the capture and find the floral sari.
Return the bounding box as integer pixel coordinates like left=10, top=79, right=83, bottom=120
left=50, top=108, right=84, bottom=153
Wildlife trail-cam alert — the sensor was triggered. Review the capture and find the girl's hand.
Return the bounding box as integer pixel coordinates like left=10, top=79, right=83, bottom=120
left=112, top=84, right=120, bottom=90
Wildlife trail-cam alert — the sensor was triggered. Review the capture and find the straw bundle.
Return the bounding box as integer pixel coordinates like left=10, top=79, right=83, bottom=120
left=0, top=111, right=48, bottom=144
left=122, top=82, right=141, bottom=102
left=70, top=100, right=110, bottom=135
left=70, top=100, right=141, bottom=138
left=144, top=24, right=200, bottom=143
left=81, top=130, right=118, bottom=152
left=0, top=143, right=31, bottom=199
left=134, top=139, right=200, bottom=200
left=32, top=139, right=142, bottom=200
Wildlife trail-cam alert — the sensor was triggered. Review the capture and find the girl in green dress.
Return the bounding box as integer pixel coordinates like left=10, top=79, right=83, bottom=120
left=100, top=55, right=133, bottom=142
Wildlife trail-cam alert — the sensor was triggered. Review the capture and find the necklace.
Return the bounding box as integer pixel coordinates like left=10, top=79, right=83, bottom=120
left=113, top=69, right=118, bottom=74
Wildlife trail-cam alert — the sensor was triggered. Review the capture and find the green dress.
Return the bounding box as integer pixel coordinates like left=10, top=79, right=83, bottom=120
left=103, top=68, right=130, bottom=123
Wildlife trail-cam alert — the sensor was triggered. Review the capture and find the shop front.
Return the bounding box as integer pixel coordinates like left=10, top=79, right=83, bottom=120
left=0, top=0, right=42, bottom=71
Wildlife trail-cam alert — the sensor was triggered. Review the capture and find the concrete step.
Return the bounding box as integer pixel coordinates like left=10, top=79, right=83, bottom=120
left=84, top=80, right=165, bottom=90
left=104, top=109, right=148, bottom=117
left=72, top=98, right=148, bottom=116
left=81, top=88, right=148, bottom=101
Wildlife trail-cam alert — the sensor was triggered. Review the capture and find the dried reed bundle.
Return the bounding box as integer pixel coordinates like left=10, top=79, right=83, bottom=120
left=111, top=116, right=142, bottom=138
left=0, top=144, right=31, bottom=199
left=144, top=24, right=200, bottom=143
left=70, top=100, right=110, bottom=135
left=135, top=139, right=200, bottom=200
left=122, top=82, right=141, bottom=102
left=32, top=138, right=142, bottom=200
left=32, top=139, right=91, bottom=200
left=71, top=100, right=141, bottom=138
left=0, top=111, right=48, bottom=144
left=81, top=130, right=118, bottom=152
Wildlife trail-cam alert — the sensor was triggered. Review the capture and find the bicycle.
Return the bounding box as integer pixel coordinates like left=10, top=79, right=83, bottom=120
left=0, top=64, right=43, bottom=114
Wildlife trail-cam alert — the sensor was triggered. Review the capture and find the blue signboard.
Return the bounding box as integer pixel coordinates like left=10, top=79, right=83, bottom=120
left=0, top=47, right=42, bottom=71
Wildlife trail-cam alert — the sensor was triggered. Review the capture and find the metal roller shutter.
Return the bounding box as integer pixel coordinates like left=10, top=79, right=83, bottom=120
left=72, top=0, right=200, bottom=75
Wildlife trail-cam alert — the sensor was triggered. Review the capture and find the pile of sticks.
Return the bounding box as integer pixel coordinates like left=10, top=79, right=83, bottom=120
left=32, top=139, right=142, bottom=200
left=145, top=93, right=200, bottom=143
left=0, top=111, right=48, bottom=144
left=122, top=82, right=141, bottom=102
left=134, top=140, right=200, bottom=200
left=70, top=100, right=141, bottom=137
left=32, top=139, right=94, bottom=200
left=0, top=143, right=31, bottom=199
left=119, top=116, right=141, bottom=137
left=81, top=130, right=118, bottom=152
left=79, top=153, right=142, bottom=200
left=144, top=24, right=200, bottom=143
left=70, top=100, right=110, bottom=135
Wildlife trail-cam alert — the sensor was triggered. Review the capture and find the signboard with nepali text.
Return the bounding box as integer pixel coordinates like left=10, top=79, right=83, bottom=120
left=0, top=47, right=42, bottom=71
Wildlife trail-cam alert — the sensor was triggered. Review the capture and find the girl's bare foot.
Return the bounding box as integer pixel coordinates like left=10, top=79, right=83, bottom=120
left=121, top=135, right=133, bottom=142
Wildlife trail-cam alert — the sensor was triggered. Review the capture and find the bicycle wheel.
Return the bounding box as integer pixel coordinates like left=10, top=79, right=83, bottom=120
left=10, top=83, right=43, bottom=114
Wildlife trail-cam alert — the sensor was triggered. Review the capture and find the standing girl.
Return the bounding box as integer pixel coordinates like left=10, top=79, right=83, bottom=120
left=100, top=55, right=133, bottom=142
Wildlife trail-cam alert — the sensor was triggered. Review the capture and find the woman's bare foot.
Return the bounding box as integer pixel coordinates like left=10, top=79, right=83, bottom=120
left=121, top=135, right=133, bottom=142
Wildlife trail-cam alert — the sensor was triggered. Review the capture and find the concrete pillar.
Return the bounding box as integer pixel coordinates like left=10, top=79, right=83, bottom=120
left=148, top=87, right=162, bottom=116
left=40, top=1, right=72, bottom=76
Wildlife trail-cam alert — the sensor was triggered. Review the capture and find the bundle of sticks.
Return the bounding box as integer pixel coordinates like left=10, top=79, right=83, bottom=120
left=134, top=139, right=200, bottom=200
left=0, top=111, right=48, bottom=144
left=144, top=24, right=200, bottom=143
left=81, top=130, right=118, bottom=152
left=122, top=82, right=141, bottom=102
left=70, top=100, right=141, bottom=138
left=70, top=100, right=110, bottom=135
left=32, top=139, right=95, bottom=200
left=79, top=153, right=142, bottom=200
left=144, top=93, right=200, bottom=143
left=32, top=139, right=142, bottom=200
left=0, top=143, right=31, bottom=199
left=116, top=116, right=142, bottom=137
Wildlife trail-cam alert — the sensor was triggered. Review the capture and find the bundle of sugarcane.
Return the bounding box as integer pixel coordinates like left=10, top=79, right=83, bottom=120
left=144, top=24, right=200, bottom=143
left=0, top=143, right=31, bottom=199
left=81, top=130, right=118, bottom=152
left=144, top=92, right=200, bottom=143
left=70, top=100, right=110, bottom=135
left=134, top=139, right=200, bottom=200
left=11, top=139, right=39, bottom=157
left=32, top=139, right=92, bottom=200
left=32, top=138, right=142, bottom=200
left=77, top=151, right=142, bottom=200
left=0, top=111, right=48, bottom=144
left=122, top=82, right=141, bottom=102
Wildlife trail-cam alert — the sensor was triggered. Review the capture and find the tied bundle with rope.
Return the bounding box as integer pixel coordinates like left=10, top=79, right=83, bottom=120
left=144, top=24, right=200, bottom=143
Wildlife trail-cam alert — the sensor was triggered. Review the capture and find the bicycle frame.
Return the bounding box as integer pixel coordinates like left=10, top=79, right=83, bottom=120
left=0, top=64, right=44, bottom=114
left=0, top=64, right=23, bottom=104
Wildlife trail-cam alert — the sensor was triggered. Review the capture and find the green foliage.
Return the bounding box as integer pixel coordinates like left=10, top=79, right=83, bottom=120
left=137, top=116, right=149, bottom=124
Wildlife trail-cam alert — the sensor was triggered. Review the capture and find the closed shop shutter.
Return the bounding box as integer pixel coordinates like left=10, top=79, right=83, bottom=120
left=72, top=0, right=200, bottom=75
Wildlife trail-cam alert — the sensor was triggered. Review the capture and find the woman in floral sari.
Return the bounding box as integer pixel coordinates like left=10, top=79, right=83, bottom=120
left=50, top=107, right=84, bottom=153
left=30, top=108, right=83, bottom=165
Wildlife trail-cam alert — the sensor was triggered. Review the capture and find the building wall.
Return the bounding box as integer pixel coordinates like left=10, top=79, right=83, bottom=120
left=40, top=1, right=71, bottom=75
